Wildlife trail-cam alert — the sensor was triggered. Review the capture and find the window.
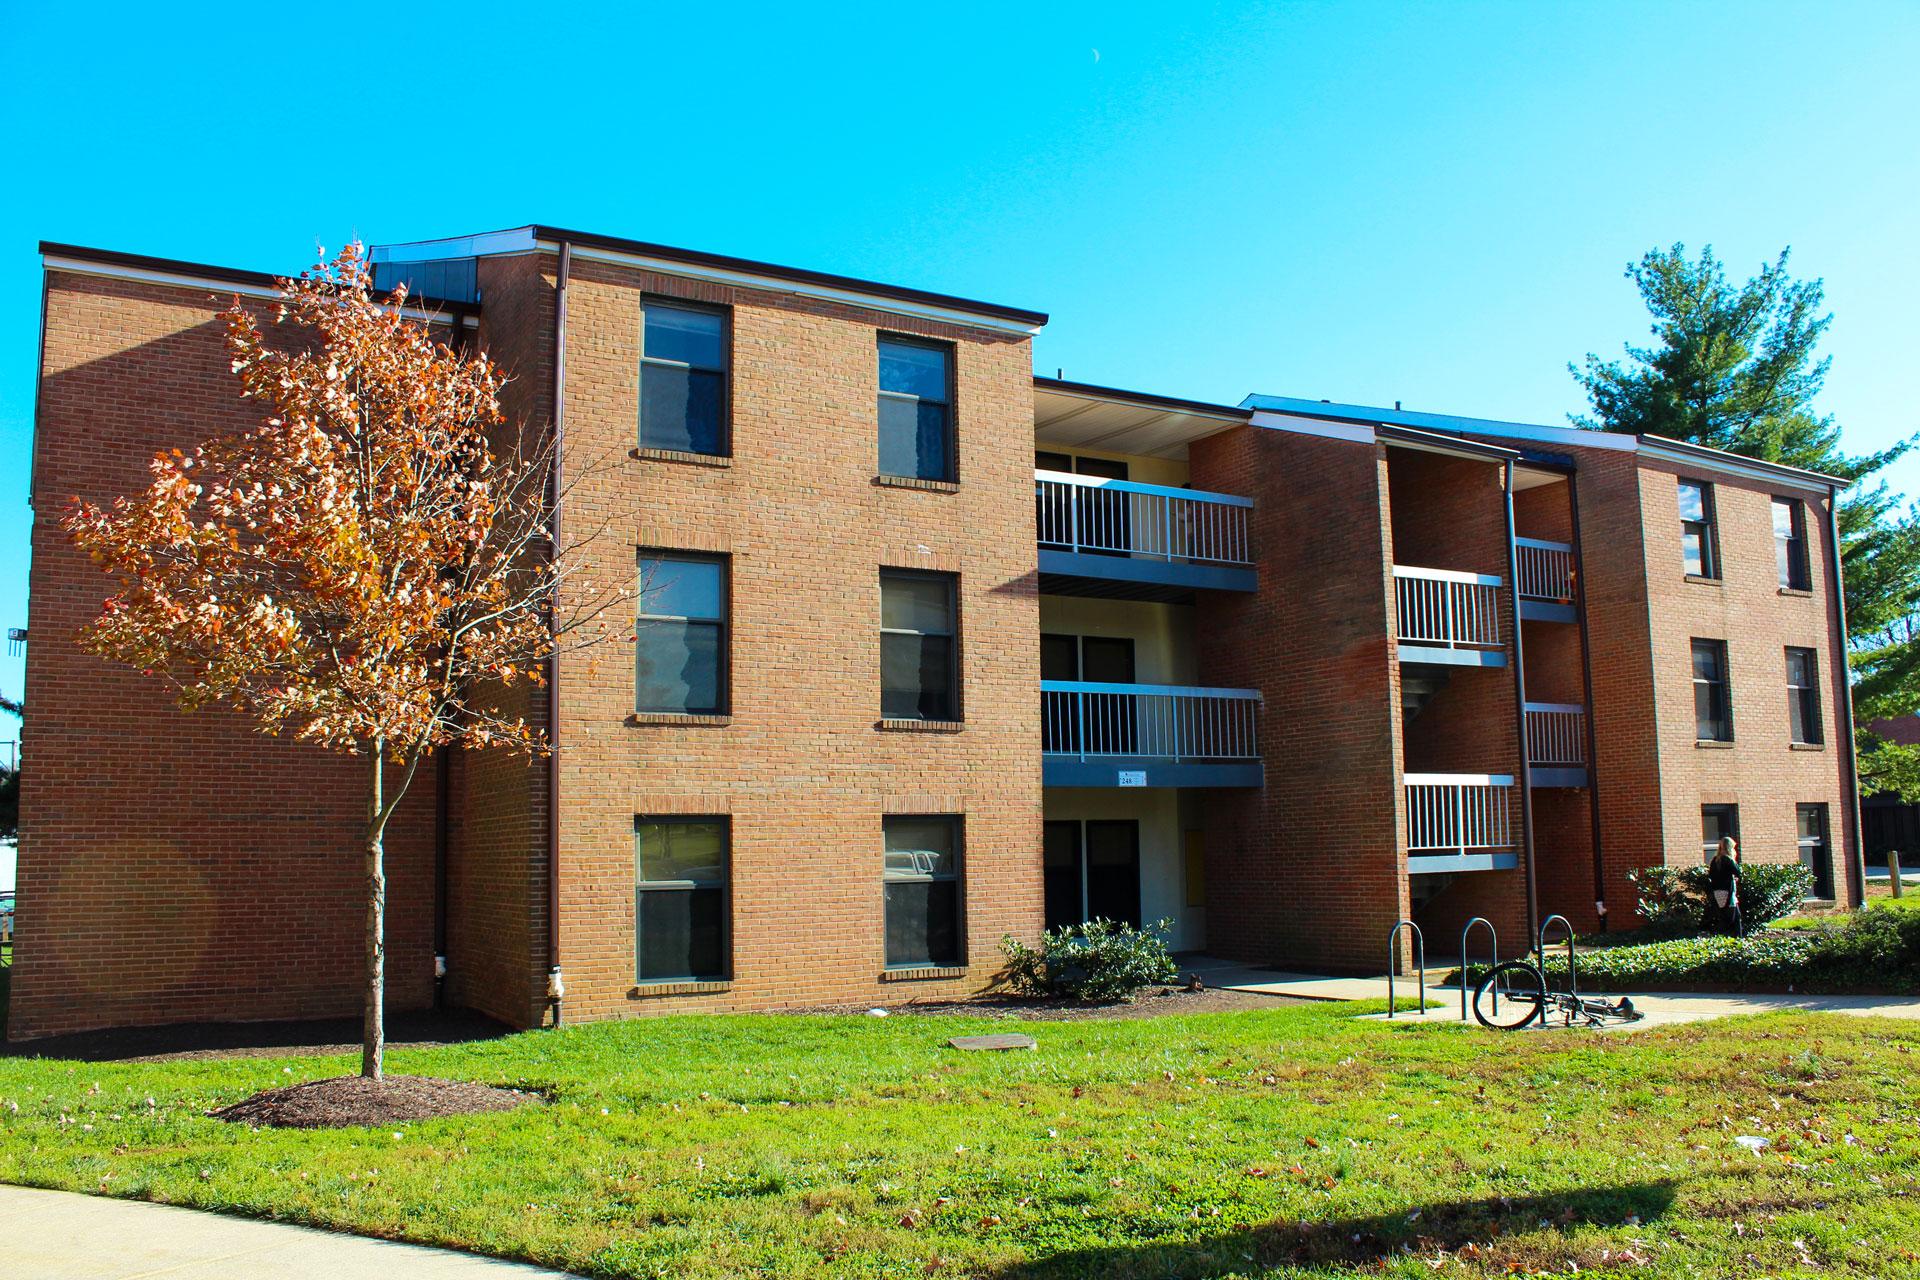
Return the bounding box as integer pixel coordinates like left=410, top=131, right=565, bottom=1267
left=1797, top=804, right=1834, bottom=899
left=1786, top=647, right=1823, bottom=745
left=1774, top=498, right=1811, bottom=589
left=639, top=301, right=728, bottom=455
left=636, top=553, right=727, bottom=715
left=634, top=817, right=729, bottom=982
left=1692, top=639, right=1732, bottom=741
left=878, top=338, right=953, bottom=481
left=1701, top=804, right=1740, bottom=862
left=880, top=570, right=957, bottom=720
left=1678, top=480, right=1718, bottom=577
left=884, top=816, right=962, bottom=967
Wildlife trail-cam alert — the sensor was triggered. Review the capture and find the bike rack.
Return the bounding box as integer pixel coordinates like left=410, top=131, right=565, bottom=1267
left=1386, top=919, right=1426, bottom=1018
left=1538, top=913, right=1577, bottom=1000
left=1459, top=916, right=1497, bottom=1022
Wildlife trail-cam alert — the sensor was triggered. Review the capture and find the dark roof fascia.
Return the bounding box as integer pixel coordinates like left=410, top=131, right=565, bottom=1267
left=530, top=225, right=1048, bottom=328
left=1033, top=375, right=1253, bottom=421
left=1376, top=422, right=1521, bottom=462
left=1636, top=432, right=1851, bottom=489
left=39, top=241, right=479, bottom=319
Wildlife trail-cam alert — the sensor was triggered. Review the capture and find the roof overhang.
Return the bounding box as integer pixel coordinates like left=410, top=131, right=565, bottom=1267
left=40, top=242, right=472, bottom=325
left=1243, top=394, right=1849, bottom=492
left=369, top=225, right=1048, bottom=337
left=1034, top=377, right=1251, bottom=460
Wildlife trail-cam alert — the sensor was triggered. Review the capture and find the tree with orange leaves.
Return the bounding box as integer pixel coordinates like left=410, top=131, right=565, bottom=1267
left=65, top=244, right=623, bottom=1080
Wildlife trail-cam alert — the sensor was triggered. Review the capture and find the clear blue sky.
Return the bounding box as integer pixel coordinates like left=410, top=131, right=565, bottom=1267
left=3, top=2, right=1917, bottom=726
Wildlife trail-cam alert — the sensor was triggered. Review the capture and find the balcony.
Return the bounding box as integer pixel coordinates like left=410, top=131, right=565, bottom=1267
left=1392, top=565, right=1508, bottom=667
left=1515, top=537, right=1578, bottom=622
left=1524, top=701, right=1588, bottom=788
left=1041, top=680, right=1263, bottom=788
left=1036, top=470, right=1256, bottom=598
left=1405, top=773, right=1518, bottom=873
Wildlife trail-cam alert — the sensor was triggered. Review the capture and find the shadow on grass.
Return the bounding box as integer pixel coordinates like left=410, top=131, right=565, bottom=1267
left=993, top=1182, right=1676, bottom=1279
left=2, top=1007, right=512, bottom=1062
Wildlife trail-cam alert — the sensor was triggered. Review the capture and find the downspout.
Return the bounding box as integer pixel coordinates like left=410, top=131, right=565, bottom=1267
left=546, top=241, right=572, bottom=1026
left=1502, top=459, right=1540, bottom=944
left=1822, top=484, right=1867, bottom=908
left=433, top=747, right=449, bottom=1010
left=1565, top=473, right=1610, bottom=931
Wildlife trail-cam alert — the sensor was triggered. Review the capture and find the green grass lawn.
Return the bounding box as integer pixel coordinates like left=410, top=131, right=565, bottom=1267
left=4, top=1003, right=1919, bottom=1278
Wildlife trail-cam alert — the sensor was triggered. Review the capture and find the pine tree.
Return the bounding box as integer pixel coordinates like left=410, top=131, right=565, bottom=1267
left=1573, top=244, right=1920, bottom=797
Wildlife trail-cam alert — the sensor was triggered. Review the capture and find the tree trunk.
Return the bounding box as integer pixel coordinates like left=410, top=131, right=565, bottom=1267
left=364, top=740, right=386, bottom=1081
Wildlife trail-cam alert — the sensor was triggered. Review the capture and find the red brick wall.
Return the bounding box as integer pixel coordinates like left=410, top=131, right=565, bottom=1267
left=1190, top=427, right=1408, bottom=973
left=1630, top=458, right=1856, bottom=903
left=530, top=249, right=1043, bottom=1019
left=14, top=271, right=438, bottom=1040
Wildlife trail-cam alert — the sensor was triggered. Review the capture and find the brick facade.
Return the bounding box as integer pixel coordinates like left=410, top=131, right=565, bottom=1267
left=10, top=235, right=1861, bottom=1039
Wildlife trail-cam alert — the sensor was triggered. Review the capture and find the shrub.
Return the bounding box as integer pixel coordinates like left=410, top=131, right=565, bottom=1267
left=1531, top=905, right=1920, bottom=995
left=1628, top=862, right=1814, bottom=933
left=1000, top=918, right=1179, bottom=1002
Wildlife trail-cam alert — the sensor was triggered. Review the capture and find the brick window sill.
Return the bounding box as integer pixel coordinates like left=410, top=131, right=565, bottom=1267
left=1694, top=739, right=1734, bottom=749
left=631, top=980, right=732, bottom=997
left=876, top=718, right=965, bottom=733
left=1778, top=587, right=1814, bottom=598
left=1683, top=574, right=1723, bottom=587
left=628, top=712, right=732, bottom=727
left=1790, top=741, right=1827, bottom=751
left=630, top=447, right=733, bottom=469
left=881, top=965, right=968, bottom=983
left=874, top=474, right=960, bottom=494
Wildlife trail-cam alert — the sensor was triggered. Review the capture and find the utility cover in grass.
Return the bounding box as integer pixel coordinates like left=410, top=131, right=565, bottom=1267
left=947, top=1033, right=1037, bottom=1051
left=209, top=1075, right=540, bottom=1129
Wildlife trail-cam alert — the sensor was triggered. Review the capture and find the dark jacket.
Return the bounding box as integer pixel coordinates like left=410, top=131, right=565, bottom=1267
left=1707, top=853, right=1741, bottom=894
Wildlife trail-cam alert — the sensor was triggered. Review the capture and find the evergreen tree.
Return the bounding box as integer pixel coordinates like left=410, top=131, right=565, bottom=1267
left=1573, top=244, right=1920, bottom=797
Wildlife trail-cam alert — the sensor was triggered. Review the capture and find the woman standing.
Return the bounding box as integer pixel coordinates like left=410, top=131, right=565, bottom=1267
left=1707, top=836, right=1744, bottom=936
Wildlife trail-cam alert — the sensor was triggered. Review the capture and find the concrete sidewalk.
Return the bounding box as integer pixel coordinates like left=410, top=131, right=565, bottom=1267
left=0, top=1184, right=577, bottom=1279
left=1190, top=959, right=1920, bottom=1030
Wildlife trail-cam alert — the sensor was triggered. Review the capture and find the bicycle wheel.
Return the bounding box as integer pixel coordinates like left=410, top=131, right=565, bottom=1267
left=1473, top=960, right=1546, bottom=1030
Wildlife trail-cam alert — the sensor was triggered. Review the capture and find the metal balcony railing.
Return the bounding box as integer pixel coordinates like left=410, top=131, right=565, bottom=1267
left=1515, top=537, right=1576, bottom=604
left=1036, top=470, right=1252, bottom=567
left=1392, top=566, right=1504, bottom=649
left=1524, top=702, right=1587, bottom=767
left=1405, top=773, right=1516, bottom=854
left=1041, top=681, right=1261, bottom=762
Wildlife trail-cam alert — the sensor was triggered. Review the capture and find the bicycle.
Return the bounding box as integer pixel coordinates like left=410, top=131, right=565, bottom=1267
left=1471, top=958, right=1644, bottom=1030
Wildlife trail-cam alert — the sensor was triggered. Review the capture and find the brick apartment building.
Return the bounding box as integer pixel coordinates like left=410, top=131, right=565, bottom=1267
left=12, top=228, right=1861, bottom=1039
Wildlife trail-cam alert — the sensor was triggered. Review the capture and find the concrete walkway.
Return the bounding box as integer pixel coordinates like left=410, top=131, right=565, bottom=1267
left=1190, top=959, right=1920, bottom=1030
left=0, top=1184, right=577, bottom=1279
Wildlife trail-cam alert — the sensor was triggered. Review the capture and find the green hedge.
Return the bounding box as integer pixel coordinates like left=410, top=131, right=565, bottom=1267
left=1628, top=862, right=1814, bottom=933
left=1527, top=906, right=1920, bottom=995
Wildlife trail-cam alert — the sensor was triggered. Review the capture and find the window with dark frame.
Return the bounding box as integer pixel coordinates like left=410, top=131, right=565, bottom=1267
left=880, top=570, right=957, bottom=721
left=878, top=338, right=953, bottom=482
left=1692, top=638, right=1733, bottom=742
left=1701, top=804, right=1740, bottom=862
left=1678, top=480, right=1718, bottom=578
left=634, top=817, right=729, bottom=982
left=1786, top=647, right=1823, bottom=745
left=639, top=301, right=729, bottom=455
left=1774, top=497, right=1811, bottom=589
left=1797, top=804, right=1834, bottom=899
left=883, top=815, right=963, bottom=968
left=636, top=552, right=727, bottom=715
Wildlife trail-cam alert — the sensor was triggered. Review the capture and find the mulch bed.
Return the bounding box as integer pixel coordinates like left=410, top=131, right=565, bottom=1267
left=792, top=984, right=1304, bottom=1022
left=209, top=1074, right=540, bottom=1129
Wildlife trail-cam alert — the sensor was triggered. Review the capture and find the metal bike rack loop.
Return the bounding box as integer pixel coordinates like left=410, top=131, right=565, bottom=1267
left=1387, top=919, right=1426, bottom=1019
left=1459, top=916, right=1498, bottom=1021
left=1538, top=913, right=1577, bottom=998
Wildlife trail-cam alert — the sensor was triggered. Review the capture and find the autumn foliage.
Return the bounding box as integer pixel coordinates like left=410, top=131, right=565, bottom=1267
left=64, top=242, right=622, bottom=1078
